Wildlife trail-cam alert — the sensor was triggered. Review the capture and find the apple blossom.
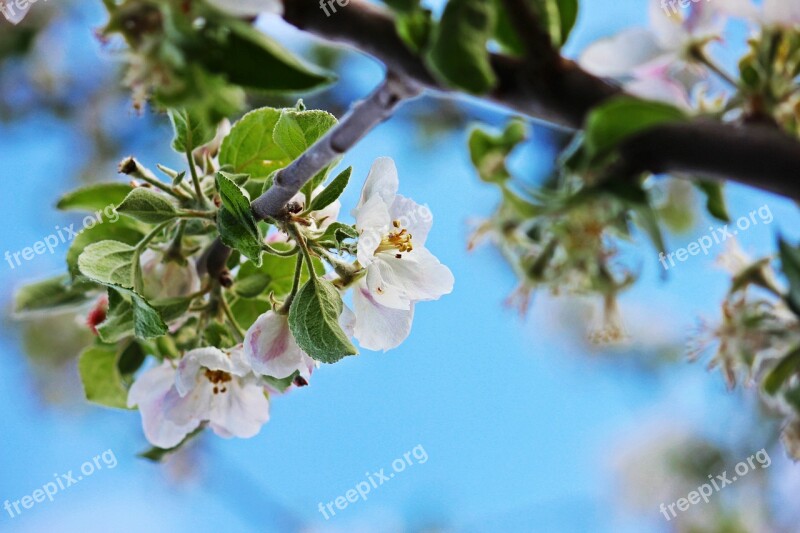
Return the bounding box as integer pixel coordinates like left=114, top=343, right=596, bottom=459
left=579, top=0, right=723, bottom=105
left=140, top=249, right=200, bottom=301
left=351, top=158, right=454, bottom=351
left=128, top=347, right=270, bottom=448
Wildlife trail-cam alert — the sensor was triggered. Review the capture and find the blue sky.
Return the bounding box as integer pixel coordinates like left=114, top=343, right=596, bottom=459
left=0, top=1, right=798, bottom=532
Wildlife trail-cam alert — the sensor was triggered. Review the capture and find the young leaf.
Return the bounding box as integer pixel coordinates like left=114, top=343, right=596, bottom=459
left=779, top=237, right=800, bottom=317
left=288, top=278, right=357, bottom=363
left=317, top=222, right=359, bottom=252
left=764, top=346, right=800, bottom=395
left=273, top=109, right=338, bottom=193
left=117, top=188, right=179, bottom=224
left=14, top=275, right=95, bottom=314
left=695, top=181, right=731, bottom=223
left=78, top=240, right=137, bottom=289
left=585, top=97, right=687, bottom=159
left=191, top=18, right=335, bottom=93
left=78, top=345, right=130, bottom=410
left=468, top=120, right=527, bottom=183
left=216, top=172, right=263, bottom=265
left=170, top=108, right=216, bottom=153
left=309, top=167, right=351, bottom=212
left=57, top=183, right=133, bottom=212
left=66, top=220, right=145, bottom=279
left=97, top=291, right=188, bottom=343
left=427, top=0, right=497, bottom=94
left=219, top=107, right=287, bottom=179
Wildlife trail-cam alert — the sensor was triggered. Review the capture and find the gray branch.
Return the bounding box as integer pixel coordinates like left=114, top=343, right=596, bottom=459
left=251, top=72, right=422, bottom=220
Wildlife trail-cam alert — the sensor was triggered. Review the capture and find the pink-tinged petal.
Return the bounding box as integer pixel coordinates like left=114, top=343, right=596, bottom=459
left=389, top=194, right=433, bottom=248
left=579, top=29, right=664, bottom=77
left=357, top=157, right=399, bottom=209
left=207, top=380, right=270, bottom=439
left=717, top=0, right=759, bottom=21
left=128, top=362, right=204, bottom=449
left=355, top=195, right=392, bottom=265
left=128, top=361, right=174, bottom=409
left=353, top=282, right=415, bottom=351
left=377, top=246, right=455, bottom=303
left=244, top=311, right=309, bottom=379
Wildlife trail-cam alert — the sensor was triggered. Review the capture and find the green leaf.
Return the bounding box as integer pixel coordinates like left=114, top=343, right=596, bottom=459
left=273, top=109, right=338, bottom=193
left=170, top=108, right=216, bottom=153
left=66, top=219, right=145, bottom=279
left=117, top=188, right=179, bottom=224
left=95, top=288, right=181, bottom=342
left=219, top=107, right=287, bottom=179
left=764, top=346, right=800, bottom=395
left=191, top=18, right=334, bottom=92
left=427, top=0, right=497, bottom=94
left=14, top=275, right=95, bottom=314
left=779, top=237, right=800, bottom=317
left=78, top=240, right=137, bottom=289
left=288, top=278, right=357, bottom=364
left=57, top=183, right=133, bottom=212
left=585, top=97, right=687, bottom=159
left=216, top=172, right=263, bottom=265
left=317, top=222, right=359, bottom=252
left=695, top=180, right=731, bottom=223
left=468, top=120, right=527, bottom=183
left=118, top=341, right=147, bottom=375
left=78, top=345, right=130, bottom=409
left=309, top=167, right=351, bottom=212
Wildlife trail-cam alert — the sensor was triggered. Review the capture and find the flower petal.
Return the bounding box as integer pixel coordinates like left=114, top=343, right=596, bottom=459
left=579, top=28, right=664, bottom=77
left=389, top=194, right=433, bottom=248
left=244, top=311, right=309, bottom=379
left=355, top=195, right=392, bottom=266
left=353, top=282, right=415, bottom=351
left=357, top=157, right=399, bottom=209
left=377, top=246, right=455, bottom=303
left=208, top=379, right=270, bottom=439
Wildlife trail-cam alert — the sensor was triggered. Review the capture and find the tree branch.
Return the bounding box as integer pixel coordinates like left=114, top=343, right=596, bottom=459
left=281, top=0, right=800, bottom=201
left=204, top=72, right=421, bottom=279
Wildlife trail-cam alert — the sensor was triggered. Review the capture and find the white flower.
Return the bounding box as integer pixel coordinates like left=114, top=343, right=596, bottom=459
left=244, top=307, right=355, bottom=380
left=140, top=249, right=200, bottom=301
left=128, top=347, right=270, bottom=448
left=351, top=158, right=454, bottom=351
left=204, top=0, right=283, bottom=17
left=719, top=0, right=800, bottom=28
left=579, top=0, right=723, bottom=105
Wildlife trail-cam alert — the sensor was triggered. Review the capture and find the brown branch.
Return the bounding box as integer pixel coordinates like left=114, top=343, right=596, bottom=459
left=282, top=0, right=800, bottom=201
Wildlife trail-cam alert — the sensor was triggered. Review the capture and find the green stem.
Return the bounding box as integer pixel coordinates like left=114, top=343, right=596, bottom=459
left=185, top=145, right=209, bottom=208
left=279, top=254, right=305, bottom=315
left=262, top=243, right=300, bottom=257
left=178, top=209, right=217, bottom=220
left=220, top=292, right=245, bottom=341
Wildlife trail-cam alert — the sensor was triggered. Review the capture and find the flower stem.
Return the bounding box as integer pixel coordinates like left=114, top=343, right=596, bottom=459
left=692, top=48, right=738, bottom=88
left=185, top=145, right=209, bottom=209
left=279, top=254, right=305, bottom=315
left=220, top=291, right=245, bottom=341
